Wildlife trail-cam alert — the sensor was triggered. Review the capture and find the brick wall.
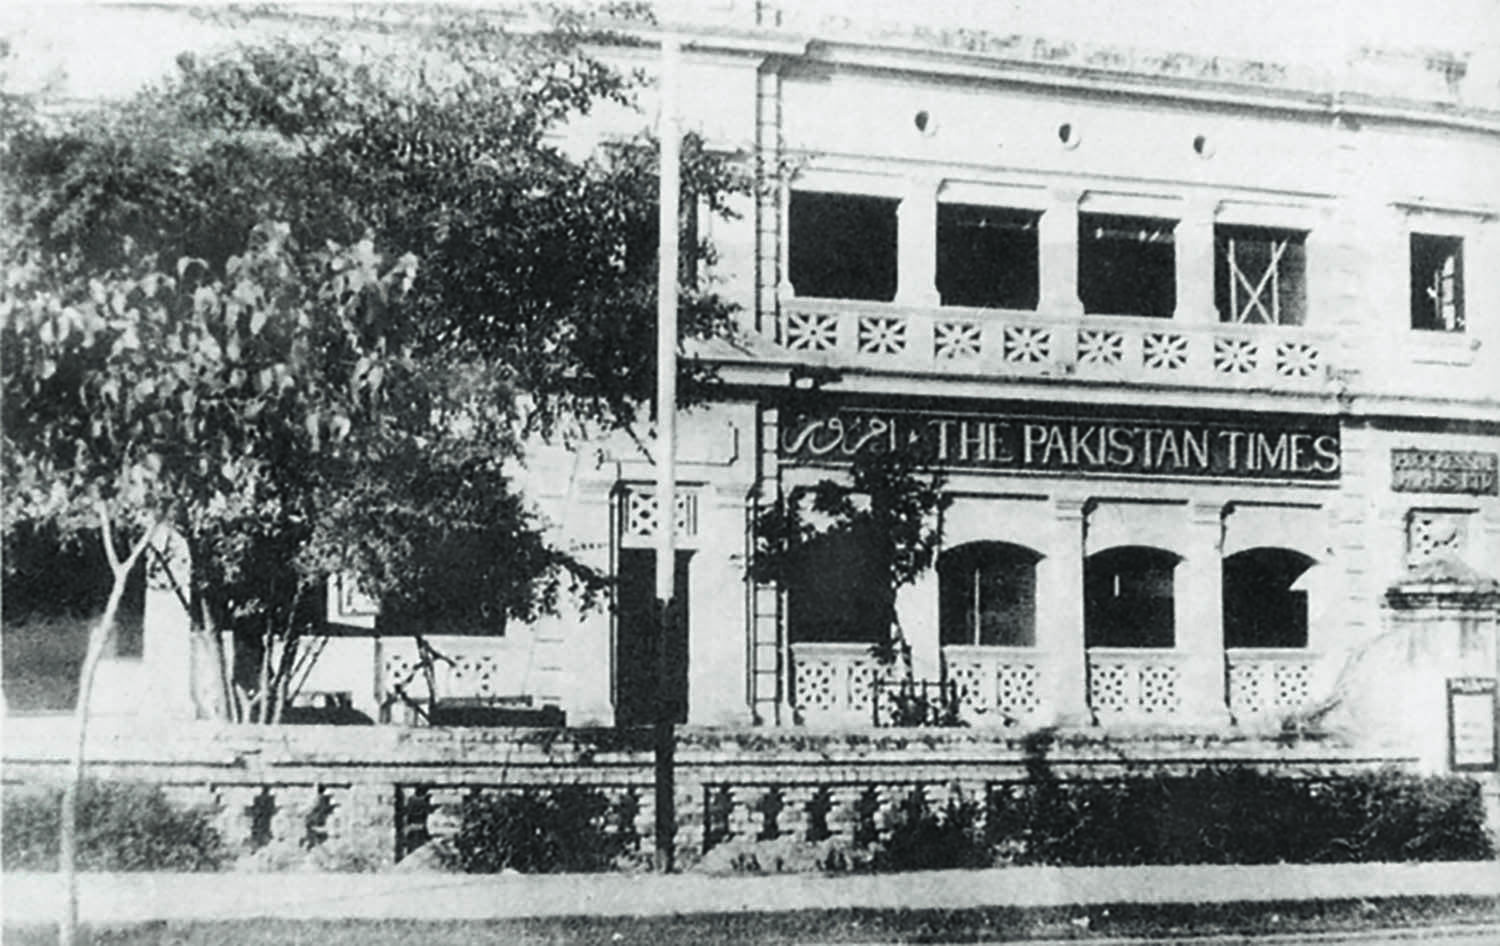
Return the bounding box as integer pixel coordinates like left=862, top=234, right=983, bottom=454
left=1, top=720, right=1423, bottom=866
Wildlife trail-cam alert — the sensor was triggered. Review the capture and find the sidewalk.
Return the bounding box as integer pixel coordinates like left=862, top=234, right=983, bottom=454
left=4, top=862, right=1500, bottom=927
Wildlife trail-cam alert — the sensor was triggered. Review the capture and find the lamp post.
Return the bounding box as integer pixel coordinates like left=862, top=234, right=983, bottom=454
left=653, top=30, right=681, bottom=874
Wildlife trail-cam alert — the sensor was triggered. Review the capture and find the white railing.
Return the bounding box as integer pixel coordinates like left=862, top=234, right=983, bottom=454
left=379, top=636, right=511, bottom=703
left=790, top=642, right=893, bottom=724
left=1227, top=648, right=1317, bottom=720
left=1087, top=648, right=1185, bottom=720
left=779, top=298, right=1334, bottom=391
left=942, top=645, right=1044, bottom=725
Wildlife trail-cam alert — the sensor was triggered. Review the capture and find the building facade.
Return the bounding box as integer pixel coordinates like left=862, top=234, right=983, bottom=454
left=109, top=5, right=1498, bottom=758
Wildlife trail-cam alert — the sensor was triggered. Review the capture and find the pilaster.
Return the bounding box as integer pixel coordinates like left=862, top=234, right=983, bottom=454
left=896, top=177, right=941, bottom=307
left=1174, top=199, right=1217, bottom=323
left=1038, top=497, right=1091, bottom=725
left=1179, top=501, right=1231, bottom=726
left=899, top=568, right=941, bottom=684
left=1039, top=187, right=1084, bottom=317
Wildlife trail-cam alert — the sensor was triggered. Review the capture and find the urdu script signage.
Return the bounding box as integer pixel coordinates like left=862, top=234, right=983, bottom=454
left=779, top=406, right=1341, bottom=482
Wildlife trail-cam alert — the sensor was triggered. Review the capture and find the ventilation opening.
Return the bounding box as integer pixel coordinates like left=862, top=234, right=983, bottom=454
left=1223, top=547, right=1313, bottom=648
left=788, top=192, right=899, bottom=301
left=1410, top=233, right=1464, bottom=332
left=939, top=542, right=1040, bottom=646
left=936, top=204, right=1040, bottom=309
left=1084, top=546, right=1178, bottom=648
left=1078, top=213, right=1177, bottom=318
left=1215, top=225, right=1308, bottom=326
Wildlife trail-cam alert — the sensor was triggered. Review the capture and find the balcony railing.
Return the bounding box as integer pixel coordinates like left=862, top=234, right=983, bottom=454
left=790, top=642, right=894, bottom=724
left=1226, top=648, right=1317, bottom=720
left=380, top=636, right=510, bottom=703
left=942, top=645, right=1044, bottom=725
left=1087, top=647, right=1185, bottom=720
left=779, top=298, right=1334, bottom=391
left=790, top=642, right=1320, bottom=728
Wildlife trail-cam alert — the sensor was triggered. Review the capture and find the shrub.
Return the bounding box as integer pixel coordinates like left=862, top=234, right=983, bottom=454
left=2, top=780, right=228, bottom=871
left=874, top=788, right=991, bottom=872
left=693, top=835, right=871, bottom=875
left=987, top=767, right=1493, bottom=867
left=452, top=787, right=632, bottom=873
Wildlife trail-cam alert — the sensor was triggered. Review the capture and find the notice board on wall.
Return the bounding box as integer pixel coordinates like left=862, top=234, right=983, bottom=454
left=1447, top=677, right=1499, bottom=772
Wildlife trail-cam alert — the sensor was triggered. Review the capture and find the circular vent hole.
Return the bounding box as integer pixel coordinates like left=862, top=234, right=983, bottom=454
left=1193, top=134, right=1215, bottom=157
left=914, top=110, right=934, bottom=135
left=1058, top=122, right=1081, bottom=149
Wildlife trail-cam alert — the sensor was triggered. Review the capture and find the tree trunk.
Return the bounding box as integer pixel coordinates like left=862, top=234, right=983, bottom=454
left=60, top=512, right=156, bottom=946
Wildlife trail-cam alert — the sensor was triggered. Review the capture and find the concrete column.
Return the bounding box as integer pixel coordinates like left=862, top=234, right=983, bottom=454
left=1178, top=501, right=1231, bottom=726
left=1039, top=187, right=1085, bottom=317
left=1037, top=498, right=1091, bottom=725
left=896, top=177, right=941, bottom=307
left=1174, top=199, right=1218, bottom=323
left=559, top=481, right=617, bottom=726
left=898, top=567, right=941, bottom=683
left=688, top=487, right=756, bottom=726
left=143, top=528, right=198, bottom=720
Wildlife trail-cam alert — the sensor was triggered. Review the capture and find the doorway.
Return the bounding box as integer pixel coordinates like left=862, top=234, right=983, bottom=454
left=614, top=548, right=691, bottom=727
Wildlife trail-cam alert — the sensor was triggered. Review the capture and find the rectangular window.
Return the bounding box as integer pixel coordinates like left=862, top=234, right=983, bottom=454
left=788, top=192, right=898, bottom=301
left=1078, top=213, right=1176, bottom=318
left=1410, top=233, right=1464, bottom=332
left=936, top=204, right=1040, bottom=309
left=1215, top=225, right=1307, bottom=326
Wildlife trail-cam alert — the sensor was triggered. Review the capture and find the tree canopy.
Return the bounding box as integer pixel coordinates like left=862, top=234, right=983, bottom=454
left=1, top=7, right=747, bottom=720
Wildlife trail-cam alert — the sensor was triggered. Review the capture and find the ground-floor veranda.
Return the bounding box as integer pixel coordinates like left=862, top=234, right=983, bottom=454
left=90, top=394, right=1496, bottom=760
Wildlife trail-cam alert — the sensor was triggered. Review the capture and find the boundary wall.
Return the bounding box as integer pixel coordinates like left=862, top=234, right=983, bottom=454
left=1, top=720, right=1425, bottom=867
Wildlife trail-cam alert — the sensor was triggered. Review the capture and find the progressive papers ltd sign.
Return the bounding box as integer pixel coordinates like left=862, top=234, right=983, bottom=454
left=780, top=406, right=1340, bottom=482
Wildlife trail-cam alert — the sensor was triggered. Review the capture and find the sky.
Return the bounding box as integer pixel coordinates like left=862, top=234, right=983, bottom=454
left=3, top=1, right=1497, bottom=101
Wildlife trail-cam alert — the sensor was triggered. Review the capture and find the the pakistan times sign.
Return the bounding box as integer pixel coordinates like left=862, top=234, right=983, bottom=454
left=780, top=405, right=1340, bottom=482
left=1391, top=449, right=1498, bottom=496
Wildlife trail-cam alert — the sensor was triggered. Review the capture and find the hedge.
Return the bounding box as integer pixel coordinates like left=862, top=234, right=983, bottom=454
left=2, top=780, right=228, bottom=871
left=984, top=768, right=1494, bottom=866
left=452, top=786, right=637, bottom=873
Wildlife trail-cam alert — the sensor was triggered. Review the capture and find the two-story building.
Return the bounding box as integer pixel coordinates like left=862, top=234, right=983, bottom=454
left=110, top=3, right=1498, bottom=756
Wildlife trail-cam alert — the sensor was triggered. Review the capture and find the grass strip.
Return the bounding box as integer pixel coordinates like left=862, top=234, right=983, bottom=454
left=5, top=895, right=1499, bottom=945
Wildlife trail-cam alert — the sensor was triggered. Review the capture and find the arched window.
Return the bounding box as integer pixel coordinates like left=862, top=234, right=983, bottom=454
left=786, top=524, right=890, bottom=644
left=1223, top=547, right=1314, bottom=648
left=939, top=542, right=1040, bottom=646
left=1085, top=546, right=1179, bottom=648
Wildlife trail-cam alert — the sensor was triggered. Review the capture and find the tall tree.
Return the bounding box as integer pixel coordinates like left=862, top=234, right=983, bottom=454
left=3, top=6, right=746, bottom=721
left=2, top=11, right=745, bottom=938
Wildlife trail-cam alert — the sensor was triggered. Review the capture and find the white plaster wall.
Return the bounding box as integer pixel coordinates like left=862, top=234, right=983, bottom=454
left=942, top=493, right=1052, bottom=553
left=1086, top=500, right=1190, bottom=557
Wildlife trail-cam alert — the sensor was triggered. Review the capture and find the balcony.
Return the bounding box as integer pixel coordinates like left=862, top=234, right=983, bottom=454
left=777, top=298, right=1335, bottom=393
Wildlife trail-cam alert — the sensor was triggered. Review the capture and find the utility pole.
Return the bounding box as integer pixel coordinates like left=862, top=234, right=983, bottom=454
left=653, top=30, right=681, bottom=874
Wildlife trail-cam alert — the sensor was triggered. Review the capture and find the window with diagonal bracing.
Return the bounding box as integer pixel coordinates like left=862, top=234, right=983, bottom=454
left=1215, top=225, right=1307, bottom=326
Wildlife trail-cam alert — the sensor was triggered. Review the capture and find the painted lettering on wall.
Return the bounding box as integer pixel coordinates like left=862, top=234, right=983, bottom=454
left=780, top=408, right=1341, bottom=481
left=1391, top=449, right=1498, bottom=496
